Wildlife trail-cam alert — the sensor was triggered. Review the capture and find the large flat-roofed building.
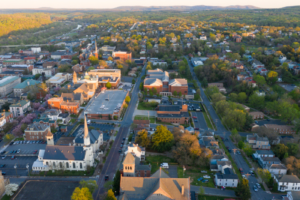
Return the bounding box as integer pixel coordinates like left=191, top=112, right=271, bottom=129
left=0, top=76, right=21, bottom=97
left=157, top=104, right=190, bottom=124
left=87, top=69, right=121, bottom=88
left=85, top=90, right=128, bottom=120
left=112, top=51, right=132, bottom=60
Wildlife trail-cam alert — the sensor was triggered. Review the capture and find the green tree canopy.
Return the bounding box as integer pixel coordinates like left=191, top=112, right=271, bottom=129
left=135, top=129, right=151, bottom=148
left=151, top=125, right=174, bottom=152
left=106, top=82, right=112, bottom=89
left=79, top=180, right=98, bottom=194
left=235, top=178, right=251, bottom=200
left=112, top=170, right=121, bottom=195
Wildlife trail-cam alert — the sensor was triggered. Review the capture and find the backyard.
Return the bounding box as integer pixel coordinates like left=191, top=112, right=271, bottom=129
left=177, top=167, right=215, bottom=188
left=145, top=155, right=177, bottom=173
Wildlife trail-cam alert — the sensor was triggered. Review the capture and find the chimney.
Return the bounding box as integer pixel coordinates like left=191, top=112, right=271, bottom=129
left=181, top=185, right=184, bottom=195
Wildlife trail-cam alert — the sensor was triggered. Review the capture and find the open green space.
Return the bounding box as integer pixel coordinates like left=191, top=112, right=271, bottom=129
left=137, top=102, right=157, bottom=110
left=145, top=155, right=177, bottom=174
left=134, top=115, right=155, bottom=123
left=178, top=167, right=215, bottom=188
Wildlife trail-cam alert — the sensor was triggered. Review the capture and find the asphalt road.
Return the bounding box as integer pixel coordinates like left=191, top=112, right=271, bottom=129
left=93, top=62, right=147, bottom=199
left=191, top=111, right=208, bottom=131
left=186, top=57, right=283, bottom=200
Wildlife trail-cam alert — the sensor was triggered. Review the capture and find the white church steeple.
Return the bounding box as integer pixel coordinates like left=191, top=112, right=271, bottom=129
left=84, top=115, right=91, bottom=146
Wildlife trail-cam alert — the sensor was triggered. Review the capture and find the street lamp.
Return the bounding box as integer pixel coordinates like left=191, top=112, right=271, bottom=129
left=26, top=163, right=29, bottom=177
left=14, top=164, right=18, bottom=176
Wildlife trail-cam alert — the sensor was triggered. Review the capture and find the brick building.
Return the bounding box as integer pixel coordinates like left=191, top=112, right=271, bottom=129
left=264, top=124, right=295, bottom=135
left=112, top=51, right=132, bottom=61
left=157, top=104, right=190, bottom=124
left=47, top=97, right=63, bottom=110
left=249, top=111, right=265, bottom=120
left=87, top=69, right=121, bottom=88
left=24, top=123, right=51, bottom=141
left=47, top=97, right=80, bottom=114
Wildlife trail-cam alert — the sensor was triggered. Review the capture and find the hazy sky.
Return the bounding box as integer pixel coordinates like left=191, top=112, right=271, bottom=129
left=2, top=0, right=300, bottom=9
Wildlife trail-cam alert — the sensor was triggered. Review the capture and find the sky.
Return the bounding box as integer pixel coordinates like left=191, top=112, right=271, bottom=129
left=2, top=0, right=300, bottom=9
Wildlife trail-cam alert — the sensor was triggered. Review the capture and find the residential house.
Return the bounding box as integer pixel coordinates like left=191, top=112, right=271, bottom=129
left=258, top=157, right=281, bottom=169
left=214, top=168, right=239, bottom=188
left=274, top=175, right=300, bottom=192
left=264, top=124, right=296, bottom=134
left=119, top=168, right=190, bottom=200
left=208, top=83, right=226, bottom=93
left=255, top=90, right=266, bottom=96
left=9, top=100, right=31, bottom=117
left=126, top=143, right=145, bottom=161
left=199, top=135, right=219, bottom=149
left=249, top=111, right=265, bottom=119
left=285, top=191, right=300, bottom=200
left=266, top=164, right=287, bottom=176
left=210, top=154, right=229, bottom=171
left=246, top=134, right=270, bottom=149
left=253, top=150, right=275, bottom=159
left=120, top=153, right=151, bottom=177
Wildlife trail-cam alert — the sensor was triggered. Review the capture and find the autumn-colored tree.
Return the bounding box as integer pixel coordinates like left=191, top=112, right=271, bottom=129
left=71, top=187, right=93, bottom=200
left=106, top=82, right=112, bottom=89
left=135, top=129, right=151, bottom=148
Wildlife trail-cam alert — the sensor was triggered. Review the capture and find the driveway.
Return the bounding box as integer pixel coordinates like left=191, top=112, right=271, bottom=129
left=167, top=165, right=178, bottom=178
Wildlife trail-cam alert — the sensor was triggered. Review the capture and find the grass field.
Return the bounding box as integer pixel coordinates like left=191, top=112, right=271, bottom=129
left=145, top=155, right=177, bottom=173
left=134, top=115, right=155, bottom=123
left=178, top=167, right=215, bottom=188
left=137, top=102, right=157, bottom=110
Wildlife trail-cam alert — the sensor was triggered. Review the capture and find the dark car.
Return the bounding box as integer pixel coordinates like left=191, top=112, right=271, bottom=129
left=123, top=137, right=125, bottom=140
left=11, top=156, right=15, bottom=160
left=0, top=164, right=5, bottom=168
left=120, top=144, right=123, bottom=148
left=9, top=142, right=14, bottom=146
left=1, top=151, right=6, bottom=155
left=1, top=172, right=6, bottom=175
left=118, top=149, right=122, bottom=153
left=105, top=175, right=109, bottom=181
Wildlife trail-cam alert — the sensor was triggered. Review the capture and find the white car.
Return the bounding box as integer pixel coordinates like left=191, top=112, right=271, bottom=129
left=2, top=156, right=6, bottom=159
left=87, top=120, right=91, bottom=124
left=256, top=183, right=261, bottom=188
left=160, top=163, right=169, bottom=169
left=203, top=175, right=211, bottom=179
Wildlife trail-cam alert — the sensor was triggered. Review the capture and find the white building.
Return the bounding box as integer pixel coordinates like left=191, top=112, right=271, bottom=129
left=31, top=47, right=41, bottom=53
left=46, top=73, right=71, bottom=87
left=274, top=175, right=300, bottom=192
left=32, top=116, right=95, bottom=172
left=200, top=35, right=207, bottom=40
left=266, top=164, right=287, bottom=176
left=285, top=191, right=300, bottom=200
left=9, top=100, right=31, bottom=117
left=214, top=168, right=239, bottom=188
left=126, top=143, right=145, bottom=161
left=0, top=76, right=21, bottom=97
left=32, top=68, right=53, bottom=77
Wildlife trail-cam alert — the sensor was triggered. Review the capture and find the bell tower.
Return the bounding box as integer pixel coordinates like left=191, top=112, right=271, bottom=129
left=73, top=71, right=77, bottom=84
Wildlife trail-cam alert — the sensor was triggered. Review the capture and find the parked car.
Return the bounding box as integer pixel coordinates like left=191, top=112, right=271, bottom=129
left=239, top=168, right=243, bottom=173
left=256, top=183, right=261, bottom=188
left=194, top=120, right=198, bottom=122
left=118, top=149, right=122, bottom=153
left=1, top=172, right=6, bottom=175
left=9, top=142, right=14, bottom=145
left=192, top=116, right=197, bottom=119
left=33, top=150, right=38, bottom=154
left=87, top=120, right=91, bottom=124
left=123, top=137, right=125, bottom=140
left=0, top=164, right=5, bottom=168
left=197, top=177, right=203, bottom=181
left=2, top=156, right=6, bottom=160
left=253, top=186, right=258, bottom=192
left=202, top=179, right=209, bottom=183
left=11, top=156, right=15, bottom=160
left=105, top=175, right=109, bottom=181
left=17, top=149, right=20, bottom=154
left=203, top=175, right=211, bottom=179
left=1, top=151, right=6, bottom=155
left=160, top=163, right=169, bottom=169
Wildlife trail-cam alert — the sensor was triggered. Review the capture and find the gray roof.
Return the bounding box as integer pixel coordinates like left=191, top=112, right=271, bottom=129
left=25, top=123, right=49, bottom=132
left=268, top=164, right=287, bottom=170
left=157, top=112, right=189, bottom=118
left=217, top=161, right=231, bottom=166
left=0, top=76, right=20, bottom=87
left=216, top=171, right=238, bottom=180
left=75, top=129, right=101, bottom=144
left=260, top=157, right=281, bottom=162
left=43, top=146, right=86, bottom=161
left=158, top=105, right=180, bottom=111
left=276, top=175, right=300, bottom=183
left=256, top=150, right=274, bottom=155
left=13, top=79, right=40, bottom=89
left=291, top=191, right=300, bottom=200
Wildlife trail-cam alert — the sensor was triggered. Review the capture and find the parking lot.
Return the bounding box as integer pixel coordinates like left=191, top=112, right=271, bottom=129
left=191, top=112, right=208, bottom=131
left=0, top=156, right=37, bottom=176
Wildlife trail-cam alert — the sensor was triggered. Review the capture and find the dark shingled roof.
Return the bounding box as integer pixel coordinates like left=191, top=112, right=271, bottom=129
left=158, top=105, right=180, bottom=111
left=43, top=146, right=85, bottom=161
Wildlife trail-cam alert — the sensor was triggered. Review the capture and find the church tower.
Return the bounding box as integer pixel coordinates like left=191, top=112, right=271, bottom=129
left=94, top=39, right=98, bottom=59
left=46, top=131, right=54, bottom=146
left=84, top=115, right=91, bottom=147
left=73, top=71, right=77, bottom=84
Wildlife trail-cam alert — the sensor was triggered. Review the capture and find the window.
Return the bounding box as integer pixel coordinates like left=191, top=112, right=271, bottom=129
left=130, top=166, right=132, bottom=170
left=80, top=163, right=82, bottom=169
left=53, top=162, right=56, bottom=167
left=59, top=162, right=62, bottom=168
left=46, top=162, right=48, bottom=165
left=225, top=183, right=227, bottom=186
left=73, top=163, right=76, bottom=168
left=66, top=163, right=69, bottom=168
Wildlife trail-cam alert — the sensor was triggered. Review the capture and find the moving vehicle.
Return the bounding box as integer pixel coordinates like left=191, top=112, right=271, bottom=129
left=105, top=175, right=109, bottom=181
left=256, top=183, right=261, bottom=188
left=160, top=163, right=169, bottom=169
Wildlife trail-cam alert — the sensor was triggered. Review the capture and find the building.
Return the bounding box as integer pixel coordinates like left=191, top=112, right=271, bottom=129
left=249, top=111, right=264, bottom=120
left=120, top=153, right=151, bottom=177
left=0, top=76, right=21, bottom=97
left=85, top=90, right=128, bottom=120
left=47, top=97, right=80, bottom=114
left=214, top=168, right=239, bottom=188
left=9, top=100, right=31, bottom=117
left=87, top=69, right=121, bottom=88
left=266, top=164, right=287, bottom=176
left=112, top=51, right=132, bottom=60
left=32, top=67, right=53, bottom=77
left=0, top=112, right=13, bottom=130
left=258, top=157, right=281, bottom=169
left=208, top=83, right=227, bottom=93
left=157, top=105, right=190, bottom=124
left=285, top=191, right=300, bottom=200
left=46, top=73, right=72, bottom=87
left=73, top=71, right=98, bottom=89
left=13, top=79, right=40, bottom=97
left=246, top=134, right=270, bottom=149
left=252, top=150, right=275, bottom=159
left=47, top=97, right=63, bottom=110
left=264, top=124, right=296, bottom=134
left=2, top=59, right=25, bottom=66
left=32, top=116, right=94, bottom=172
left=7, top=64, right=33, bottom=72
left=24, top=123, right=51, bottom=141
left=73, top=116, right=103, bottom=154
left=61, top=93, right=84, bottom=105
left=119, top=168, right=190, bottom=200
left=132, top=120, right=150, bottom=133
left=274, top=175, right=300, bottom=192
left=126, top=143, right=145, bottom=161
left=168, top=79, right=188, bottom=95
left=73, top=83, right=97, bottom=102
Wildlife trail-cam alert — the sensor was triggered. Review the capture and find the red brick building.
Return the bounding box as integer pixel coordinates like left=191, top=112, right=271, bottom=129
left=157, top=104, right=190, bottom=124
left=112, top=51, right=132, bottom=61
left=47, top=97, right=80, bottom=114
left=24, top=123, right=51, bottom=141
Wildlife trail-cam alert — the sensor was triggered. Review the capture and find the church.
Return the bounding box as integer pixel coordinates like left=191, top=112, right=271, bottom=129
left=32, top=116, right=96, bottom=171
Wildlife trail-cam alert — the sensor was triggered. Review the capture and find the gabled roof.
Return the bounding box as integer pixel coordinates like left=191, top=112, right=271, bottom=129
left=43, top=145, right=86, bottom=161
left=169, top=79, right=188, bottom=87
left=276, top=175, right=300, bottom=183
left=144, top=78, right=162, bottom=86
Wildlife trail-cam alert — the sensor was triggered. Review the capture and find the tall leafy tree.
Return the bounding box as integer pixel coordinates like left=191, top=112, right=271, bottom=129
left=151, top=125, right=174, bottom=152
left=112, top=170, right=121, bottom=195
left=135, top=129, right=151, bottom=148
left=71, top=187, right=93, bottom=200
left=235, top=179, right=251, bottom=200
left=79, top=180, right=98, bottom=194
left=105, top=189, right=117, bottom=200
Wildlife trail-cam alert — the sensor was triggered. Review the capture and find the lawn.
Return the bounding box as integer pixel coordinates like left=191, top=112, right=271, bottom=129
left=203, top=111, right=214, bottom=130
left=178, top=167, right=215, bottom=188
left=14, top=137, right=24, bottom=141
left=31, top=167, right=95, bottom=176
left=134, top=115, right=155, bottom=123
left=137, top=102, right=157, bottom=110
left=145, top=155, right=177, bottom=174
left=1, top=195, right=11, bottom=200
left=198, top=195, right=239, bottom=200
